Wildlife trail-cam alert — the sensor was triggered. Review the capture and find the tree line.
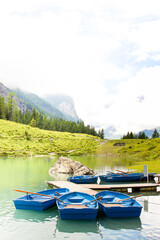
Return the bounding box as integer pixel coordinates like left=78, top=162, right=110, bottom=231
left=0, top=94, right=104, bottom=139
left=122, top=129, right=159, bottom=139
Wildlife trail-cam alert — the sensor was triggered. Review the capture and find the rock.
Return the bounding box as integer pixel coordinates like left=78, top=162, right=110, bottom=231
left=49, top=157, right=94, bottom=176
left=113, top=142, right=125, bottom=146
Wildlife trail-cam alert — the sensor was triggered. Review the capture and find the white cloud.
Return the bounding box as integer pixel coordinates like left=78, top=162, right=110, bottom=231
left=0, top=1, right=160, bottom=136
left=97, top=66, right=160, bottom=135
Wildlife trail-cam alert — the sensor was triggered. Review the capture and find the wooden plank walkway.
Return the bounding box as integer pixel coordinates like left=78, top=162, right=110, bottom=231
left=45, top=181, right=97, bottom=195
left=79, top=183, right=160, bottom=192
left=153, top=174, right=160, bottom=183
left=46, top=181, right=160, bottom=194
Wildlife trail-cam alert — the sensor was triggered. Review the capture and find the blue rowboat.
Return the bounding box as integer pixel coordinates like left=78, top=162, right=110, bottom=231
left=95, top=190, right=143, bottom=218
left=67, top=175, right=98, bottom=184
left=13, top=188, right=69, bottom=211
left=99, top=173, right=143, bottom=182
left=56, top=191, right=99, bottom=220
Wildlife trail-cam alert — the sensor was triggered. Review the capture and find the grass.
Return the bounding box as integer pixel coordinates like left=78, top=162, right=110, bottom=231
left=1, top=119, right=160, bottom=173
left=96, top=139, right=160, bottom=173
left=0, top=119, right=102, bottom=157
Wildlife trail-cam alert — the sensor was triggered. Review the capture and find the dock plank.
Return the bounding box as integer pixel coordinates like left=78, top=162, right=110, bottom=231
left=79, top=183, right=160, bottom=191
left=153, top=174, right=160, bottom=183
left=45, top=181, right=97, bottom=195
left=46, top=181, right=160, bottom=194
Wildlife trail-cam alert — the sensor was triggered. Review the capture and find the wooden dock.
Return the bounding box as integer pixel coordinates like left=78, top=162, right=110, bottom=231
left=46, top=181, right=160, bottom=194
left=153, top=174, right=160, bottom=183
left=45, top=181, right=97, bottom=195
left=80, top=183, right=160, bottom=192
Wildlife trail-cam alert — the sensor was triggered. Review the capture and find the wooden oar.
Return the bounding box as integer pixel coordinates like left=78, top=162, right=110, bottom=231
left=106, top=170, right=126, bottom=176
left=89, top=173, right=97, bottom=178
left=116, top=170, right=130, bottom=174
left=106, top=170, right=115, bottom=174
left=14, top=189, right=64, bottom=202
left=116, top=194, right=143, bottom=202
left=84, top=196, right=103, bottom=206
left=90, top=196, right=103, bottom=202
left=55, top=191, right=61, bottom=196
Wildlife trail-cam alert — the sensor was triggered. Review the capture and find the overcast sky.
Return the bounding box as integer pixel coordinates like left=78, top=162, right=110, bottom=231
left=0, top=0, right=160, bottom=137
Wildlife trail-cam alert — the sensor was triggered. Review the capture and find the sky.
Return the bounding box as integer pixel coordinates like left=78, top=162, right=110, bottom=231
left=0, top=0, right=160, bottom=138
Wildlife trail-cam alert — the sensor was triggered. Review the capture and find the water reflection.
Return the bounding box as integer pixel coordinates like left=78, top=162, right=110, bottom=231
left=0, top=156, right=160, bottom=240
left=49, top=172, right=71, bottom=180
left=144, top=199, right=149, bottom=212
left=56, top=217, right=99, bottom=233
left=14, top=207, right=142, bottom=235
left=55, top=216, right=141, bottom=234
left=99, top=216, right=142, bottom=230
left=14, top=207, right=58, bottom=223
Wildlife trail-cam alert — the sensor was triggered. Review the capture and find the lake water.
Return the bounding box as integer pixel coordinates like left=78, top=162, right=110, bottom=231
left=0, top=156, right=160, bottom=240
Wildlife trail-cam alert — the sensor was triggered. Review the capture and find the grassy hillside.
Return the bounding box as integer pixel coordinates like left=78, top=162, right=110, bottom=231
left=0, top=120, right=101, bottom=157
left=1, top=119, right=160, bottom=173
left=96, top=139, right=160, bottom=173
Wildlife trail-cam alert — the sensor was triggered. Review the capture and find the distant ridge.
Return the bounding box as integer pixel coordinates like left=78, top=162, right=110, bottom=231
left=0, top=82, right=80, bottom=122
left=45, top=94, right=80, bottom=122
left=137, top=126, right=160, bottom=138
left=13, top=88, right=65, bottom=119
left=0, top=82, right=28, bottom=113
left=104, top=125, right=160, bottom=139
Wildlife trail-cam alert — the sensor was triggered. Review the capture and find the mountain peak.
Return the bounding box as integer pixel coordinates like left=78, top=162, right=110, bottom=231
left=44, top=94, right=80, bottom=122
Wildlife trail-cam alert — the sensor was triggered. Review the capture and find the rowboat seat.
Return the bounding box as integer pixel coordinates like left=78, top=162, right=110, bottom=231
left=64, top=204, right=88, bottom=208
left=102, top=203, right=124, bottom=207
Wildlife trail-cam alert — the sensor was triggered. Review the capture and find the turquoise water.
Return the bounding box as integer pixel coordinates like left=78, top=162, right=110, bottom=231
left=0, top=156, right=160, bottom=240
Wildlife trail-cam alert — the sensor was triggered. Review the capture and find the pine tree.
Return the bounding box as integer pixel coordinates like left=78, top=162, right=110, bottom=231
left=13, top=108, right=20, bottom=122
left=0, top=96, right=5, bottom=119
left=24, top=109, right=32, bottom=124
left=5, top=93, right=16, bottom=121
left=138, top=131, right=147, bottom=139
left=152, top=129, right=159, bottom=138
left=30, top=118, right=37, bottom=127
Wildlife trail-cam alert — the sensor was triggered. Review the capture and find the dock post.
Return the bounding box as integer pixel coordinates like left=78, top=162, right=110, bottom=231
left=144, top=165, right=148, bottom=183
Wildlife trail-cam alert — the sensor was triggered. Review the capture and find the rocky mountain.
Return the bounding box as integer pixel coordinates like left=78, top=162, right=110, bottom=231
left=44, top=94, right=80, bottom=122
left=104, top=125, right=160, bottom=139
left=13, top=88, right=65, bottom=119
left=137, top=127, right=160, bottom=138
left=0, top=82, right=28, bottom=113
left=0, top=82, right=80, bottom=122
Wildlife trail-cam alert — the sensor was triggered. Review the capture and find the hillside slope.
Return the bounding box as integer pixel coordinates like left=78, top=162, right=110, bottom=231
left=96, top=139, right=160, bottom=172
left=0, top=82, right=80, bottom=121
left=0, top=119, right=100, bottom=157
left=45, top=94, right=80, bottom=122
left=0, top=82, right=29, bottom=113
left=13, top=88, right=65, bottom=118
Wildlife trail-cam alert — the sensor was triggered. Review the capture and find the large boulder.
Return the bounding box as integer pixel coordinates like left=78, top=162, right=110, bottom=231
left=49, top=157, right=94, bottom=176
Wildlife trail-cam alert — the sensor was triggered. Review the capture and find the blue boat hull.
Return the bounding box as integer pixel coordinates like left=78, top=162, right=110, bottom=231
left=67, top=175, right=98, bottom=184
left=14, top=197, right=55, bottom=211
left=95, top=191, right=142, bottom=218
left=57, top=192, right=98, bottom=220
left=13, top=188, right=69, bottom=211
left=59, top=207, right=98, bottom=220
left=99, top=173, right=143, bottom=182
left=100, top=202, right=142, bottom=218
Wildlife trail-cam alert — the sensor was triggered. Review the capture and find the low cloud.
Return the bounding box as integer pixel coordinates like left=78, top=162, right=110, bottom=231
left=0, top=1, right=160, bottom=137
left=137, top=95, right=145, bottom=103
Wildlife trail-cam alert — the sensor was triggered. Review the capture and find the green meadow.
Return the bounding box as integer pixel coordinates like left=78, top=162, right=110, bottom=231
left=0, top=119, right=160, bottom=173
left=96, top=139, right=160, bottom=173
left=0, top=119, right=101, bottom=157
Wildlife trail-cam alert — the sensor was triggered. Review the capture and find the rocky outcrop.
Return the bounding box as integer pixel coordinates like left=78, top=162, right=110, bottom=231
left=113, top=142, right=125, bottom=146
left=45, top=94, right=80, bottom=122
left=0, top=82, right=28, bottom=113
left=49, top=157, right=94, bottom=176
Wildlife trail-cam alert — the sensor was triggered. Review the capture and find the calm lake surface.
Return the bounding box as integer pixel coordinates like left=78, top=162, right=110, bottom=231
left=0, top=156, right=160, bottom=240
